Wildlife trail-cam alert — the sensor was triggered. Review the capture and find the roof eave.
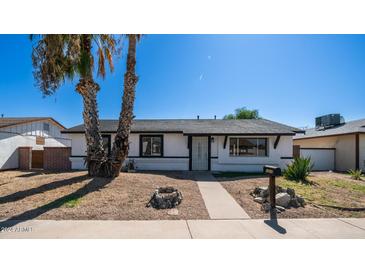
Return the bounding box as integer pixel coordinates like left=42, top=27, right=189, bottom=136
left=294, top=131, right=365, bottom=140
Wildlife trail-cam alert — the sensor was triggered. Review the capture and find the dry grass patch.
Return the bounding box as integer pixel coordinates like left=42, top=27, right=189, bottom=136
left=0, top=170, right=209, bottom=221
left=221, top=172, right=365, bottom=219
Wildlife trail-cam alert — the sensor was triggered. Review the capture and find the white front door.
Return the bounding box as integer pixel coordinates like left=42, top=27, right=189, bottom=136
left=192, top=136, right=208, bottom=171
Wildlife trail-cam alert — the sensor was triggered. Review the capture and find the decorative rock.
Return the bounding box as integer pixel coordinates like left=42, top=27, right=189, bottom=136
left=276, top=205, right=286, bottom=212
left=289, top=197, right=301, bottom=208
left=251, top=186, right=269, bottom=198
left=254, top=197, right=265, bottom=204
left=252, top=185, right=305, bottom=212
left=275, top=193, right=291, bottom=208
left=286, top=188, right=296, bottom=198
left=297, top=196, right=305, bottom=206
left=276, top=186, right=285, bottom=193
left=146, top=187, right=183, bottom=209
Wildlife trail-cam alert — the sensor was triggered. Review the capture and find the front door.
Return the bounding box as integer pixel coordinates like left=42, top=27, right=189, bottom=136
left=192, top=136, right=208, bottom=171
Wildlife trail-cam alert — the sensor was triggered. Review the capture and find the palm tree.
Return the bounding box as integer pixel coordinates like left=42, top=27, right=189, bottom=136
left=31, top=34, right=118, bottom=176
left=108, top=34, right=141, bottom=177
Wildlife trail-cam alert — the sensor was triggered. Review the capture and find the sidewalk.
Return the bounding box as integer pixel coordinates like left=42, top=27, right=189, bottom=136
left=1, top=218, right=364, bottom=239
left=194, top=172, right=250, bottom=219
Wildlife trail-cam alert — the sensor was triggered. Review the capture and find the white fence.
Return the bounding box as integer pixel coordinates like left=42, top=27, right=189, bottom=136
left=300, top=148, right=335, bottom=171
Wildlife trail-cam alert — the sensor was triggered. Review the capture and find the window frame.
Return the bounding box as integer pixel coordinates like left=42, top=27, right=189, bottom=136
left=139, top=134, right=164, bottom=158
left=229, top=137, right=268, bottom=157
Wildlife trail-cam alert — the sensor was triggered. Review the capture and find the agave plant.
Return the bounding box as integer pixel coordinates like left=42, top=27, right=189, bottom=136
left=348, top=169, right=363, bottom=180
left=284, top=157, right=314, bottom=183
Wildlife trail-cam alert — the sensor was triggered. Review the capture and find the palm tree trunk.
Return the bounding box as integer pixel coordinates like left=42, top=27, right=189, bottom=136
left=76, top=78, right=106, bottom=176
left=108, top=34, right=138, bottom=177
left=75, top=35, right=106, bottom=177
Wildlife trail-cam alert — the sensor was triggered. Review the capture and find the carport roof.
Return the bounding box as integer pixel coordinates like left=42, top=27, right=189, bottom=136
left=294, top=118, right=365, bottom=140
left=62, top=119, right=303, bottom=135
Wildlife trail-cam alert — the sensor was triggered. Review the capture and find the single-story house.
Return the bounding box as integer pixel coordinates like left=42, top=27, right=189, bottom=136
left=0, top=117, right=71, bottom=170
left=294, top=117, right=365, bottom=172
left=62, top=119, right=303, bottom=172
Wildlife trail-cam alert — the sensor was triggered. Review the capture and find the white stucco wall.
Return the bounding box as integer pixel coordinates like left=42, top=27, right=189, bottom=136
left=67, top=133, right=189, bottom=170
left=0, top=121, right=70, bottom=170
left=294, top=134, right=357, bottom=172
left=66, top=133, right=293, bottom=172
left=211, top=135, right=293, bottom=172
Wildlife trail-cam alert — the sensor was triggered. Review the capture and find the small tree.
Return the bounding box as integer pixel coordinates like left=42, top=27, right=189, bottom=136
left=223, top=107, right=260, bottom=119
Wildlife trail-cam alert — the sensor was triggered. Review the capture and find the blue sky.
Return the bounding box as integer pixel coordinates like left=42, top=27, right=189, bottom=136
left=0, top=34, right=364, bottom=129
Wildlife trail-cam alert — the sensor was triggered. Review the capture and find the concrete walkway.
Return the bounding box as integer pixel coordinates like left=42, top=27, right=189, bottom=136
left=194, top=172, right=250, bottom=219
left=1, top=218, right=365, bottom=239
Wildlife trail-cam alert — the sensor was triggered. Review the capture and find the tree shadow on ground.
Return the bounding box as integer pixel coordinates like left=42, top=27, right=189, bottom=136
left=16, top=170, right=82, bottom=178
left=0, top=174, right=89, bottom=204
left=0, top=176, right=113, bottom=228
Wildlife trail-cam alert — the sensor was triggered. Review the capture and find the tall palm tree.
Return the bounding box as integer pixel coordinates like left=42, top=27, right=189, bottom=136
left=31, top=34, right=118, bottom=176
left=108, top=34, right=141, bottom=177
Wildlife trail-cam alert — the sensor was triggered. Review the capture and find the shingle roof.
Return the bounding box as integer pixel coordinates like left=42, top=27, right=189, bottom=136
left=0, top=117, right=65, bottom=129
left=294, top=118, right=365, bottom=140
left=62, top=119, right=303, bottom=135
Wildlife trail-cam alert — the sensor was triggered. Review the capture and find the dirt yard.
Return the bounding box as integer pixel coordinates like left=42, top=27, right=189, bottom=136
left=220, top=172, right=365, bottom=219
left=0, top=170, right=209, bottom=221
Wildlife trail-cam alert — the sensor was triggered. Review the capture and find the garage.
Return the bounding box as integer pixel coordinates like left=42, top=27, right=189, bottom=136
left=300, top=148, right=335, bottom=171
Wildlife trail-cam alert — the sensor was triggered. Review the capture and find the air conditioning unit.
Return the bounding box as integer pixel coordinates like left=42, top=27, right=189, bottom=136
left=315, top=114, right=344, bottom=130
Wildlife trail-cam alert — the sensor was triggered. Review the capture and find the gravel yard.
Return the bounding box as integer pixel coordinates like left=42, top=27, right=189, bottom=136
left=220, top=172, right=365, bottom=219
left=0, top=170, right=209, bottom=221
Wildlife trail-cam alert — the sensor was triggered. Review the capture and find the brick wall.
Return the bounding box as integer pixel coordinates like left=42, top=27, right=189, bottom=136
left=43, top=147, right=71, bottom=171
left=18, top=147, right=32, bottom=170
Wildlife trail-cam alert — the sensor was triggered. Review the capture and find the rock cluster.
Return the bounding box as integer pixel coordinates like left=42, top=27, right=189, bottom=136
left=146, top=187, right=183, bottom=209
left=250, top=186, right=305, bottom=213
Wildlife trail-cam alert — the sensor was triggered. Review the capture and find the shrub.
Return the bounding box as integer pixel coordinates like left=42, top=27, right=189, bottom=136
left=284, top=157, right=314, bottom=183
left=348, top=169, right=363, bottom=180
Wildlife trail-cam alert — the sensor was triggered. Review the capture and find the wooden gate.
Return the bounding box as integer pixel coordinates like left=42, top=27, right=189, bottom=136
left=31, top=150, right=44, bottom=169
left=43, top=147, right=71, bottom=170
left=293, top=145, right=300, bottom=158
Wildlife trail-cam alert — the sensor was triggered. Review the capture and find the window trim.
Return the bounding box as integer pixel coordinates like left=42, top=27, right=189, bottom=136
left=139, top=134, right=164, bottom=158
left=229, top=137, right=268, bottom=157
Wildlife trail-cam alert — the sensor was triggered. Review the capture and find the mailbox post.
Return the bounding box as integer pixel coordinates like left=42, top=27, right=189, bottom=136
left=263, top=165, right=282, bottom=210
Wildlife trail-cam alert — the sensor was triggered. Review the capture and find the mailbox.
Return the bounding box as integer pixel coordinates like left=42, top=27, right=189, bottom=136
left=263, top=165, right=281, bottom=211
left=263, top=165, right=281, bottom=176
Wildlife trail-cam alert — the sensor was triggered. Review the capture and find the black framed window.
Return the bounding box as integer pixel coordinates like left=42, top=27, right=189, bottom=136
left=102, top=135, right=111, bottom=156
left=229, top=137, right=268, bottom=157
left=140, top=135, right=163, bottom=157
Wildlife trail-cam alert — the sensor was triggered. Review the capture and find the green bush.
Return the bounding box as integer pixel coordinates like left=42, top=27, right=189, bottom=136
left=348, top=169, right=363, bottom=180
left=284, top=157, right=314, bottom=182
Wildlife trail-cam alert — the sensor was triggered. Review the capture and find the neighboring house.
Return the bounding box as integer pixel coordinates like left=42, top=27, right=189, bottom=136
left=294, top=116, right=365, bottom=172
left=0, top=117, right=70, bottom=170
left=62, top=119, right=303, bottom=172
